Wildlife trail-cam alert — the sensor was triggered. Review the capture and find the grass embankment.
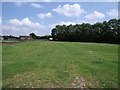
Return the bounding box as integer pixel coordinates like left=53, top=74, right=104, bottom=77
left=2, top=41, right=118, bottom=88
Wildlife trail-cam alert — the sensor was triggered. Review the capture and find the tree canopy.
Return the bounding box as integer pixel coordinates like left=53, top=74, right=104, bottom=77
left=52, top=19, right=120, bottom=44
left=29, top=33, right=37, bottom=39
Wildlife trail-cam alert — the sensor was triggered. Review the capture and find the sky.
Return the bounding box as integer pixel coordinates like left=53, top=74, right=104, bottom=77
left=2, top=2, right=118, bottom=36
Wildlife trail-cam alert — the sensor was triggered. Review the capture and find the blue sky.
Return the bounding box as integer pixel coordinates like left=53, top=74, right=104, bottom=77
left=2, top=2, right=118, bottom=36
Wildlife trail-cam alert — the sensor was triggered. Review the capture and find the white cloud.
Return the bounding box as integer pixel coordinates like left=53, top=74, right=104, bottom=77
left=106, top=9, right=118, bottom=18
left=50, top=21, right=77, bottom=29
left=0, top=16, right=2, bottom=35
left=9, top=18, right=45, bottom=29
left=59, top=21, right=76, bottom=25
left=9, top=19, right=22, bottom=26
left=76, top=19, right=103, bottom=25
left=14, top=2, right=22, bottom=7
left=3, top=18, right=47, bottom=36
left=105, top=0, right=119, bottom=2
left=50, top=19, right=103, bottom=29
left=3, top=25, right=22, bottom=31
left=14, top=2, right=27, bottom=7
left=85, top=11, right=105, bottom=20
left=21, top=18, right=42, bottom=28
left=53, top=3, right=86, bottom=17
left=31, top=3, right=43, bottom=8
left=3, top=0, right=120, bottom=2
left=37, top=12, right=52, bottom=19
left=2, top=24, right=31, bottom=36
left=0, top=16, right=1, bottom=23
left=44, top=0, right=53, bottom=2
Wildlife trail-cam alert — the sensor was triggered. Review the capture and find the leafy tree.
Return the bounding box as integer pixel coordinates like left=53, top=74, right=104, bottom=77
left=51, top=19, right=120, bottom=44
left=29, top=33, right=37, bottom=39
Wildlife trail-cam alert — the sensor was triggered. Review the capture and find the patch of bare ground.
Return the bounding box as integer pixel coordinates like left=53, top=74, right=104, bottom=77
left=1, top=42, right=18, bottom=45
left=3, top=73, right=57, bottom=88
left=45, top=83, right=56, bottom=88
left=67, top=74, right=99, bottom=88
left=3, top=72, right=99, bottom=88
left=85, top=76, right=99, bottom=88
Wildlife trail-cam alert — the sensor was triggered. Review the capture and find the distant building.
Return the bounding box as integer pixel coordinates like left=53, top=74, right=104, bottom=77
left=0, top=36, right=4, bottom=40
left=8, top=37, right=17, bottom=40
left=19, top=36, right=32, bottom=40
left=49, top=38, right=53, bottom=41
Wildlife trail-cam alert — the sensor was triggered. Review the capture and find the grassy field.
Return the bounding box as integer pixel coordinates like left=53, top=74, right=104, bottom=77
left=2, top=41, right=118, bottom=88
left=0, top=40, right=18, bottom=42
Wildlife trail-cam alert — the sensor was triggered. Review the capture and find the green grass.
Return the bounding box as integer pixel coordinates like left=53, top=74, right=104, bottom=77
left=1, top=40, right=18, bottom=42
left=2, top=41, right=118, bottom=88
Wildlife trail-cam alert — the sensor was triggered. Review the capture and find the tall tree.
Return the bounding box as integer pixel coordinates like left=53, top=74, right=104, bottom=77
left=29, top=33, right=37, bottom=39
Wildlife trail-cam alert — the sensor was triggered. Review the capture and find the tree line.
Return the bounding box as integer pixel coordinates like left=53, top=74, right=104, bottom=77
left=2, top=33, right=52, bottom=40
left=52, top=19, right=120, bottom=44
left=2, top=35, right=19, bottom=40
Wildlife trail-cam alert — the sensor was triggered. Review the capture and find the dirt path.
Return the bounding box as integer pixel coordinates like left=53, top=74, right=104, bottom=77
left=0, top=42, right=19, bottom=45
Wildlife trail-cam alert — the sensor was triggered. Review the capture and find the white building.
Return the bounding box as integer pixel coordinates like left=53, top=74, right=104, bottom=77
left=49, top=38, right=53, bottom=41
